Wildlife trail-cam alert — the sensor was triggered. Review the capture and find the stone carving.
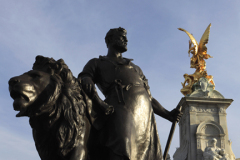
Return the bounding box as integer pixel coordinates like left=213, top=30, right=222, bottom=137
left=197, top=108, right=215, bottom=113
left=174, top=98, right=234, bottom=160
left=192, top=77, right=215, bottom=95
left=190, top=106, right=216, bottom=113
left=228, top=140, right=236, bottom=160
left=190, top=106, right=197, bottom=112
left=203, top=108, right=214, bottom=112
left=197, top=138, right=201, bottom=149
left=219, top=107, right=226, bottom=114
left=203, top=138, right=230, bottom=160
left=188, top=76, right=224, bottom=98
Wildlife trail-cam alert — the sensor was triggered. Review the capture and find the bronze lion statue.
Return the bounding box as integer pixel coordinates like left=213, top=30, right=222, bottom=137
left=8, top=56, right=91, bottom=160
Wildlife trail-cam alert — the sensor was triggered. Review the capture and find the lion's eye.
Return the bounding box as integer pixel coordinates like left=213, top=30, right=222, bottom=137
left=29, top=72, right=41, bottom=79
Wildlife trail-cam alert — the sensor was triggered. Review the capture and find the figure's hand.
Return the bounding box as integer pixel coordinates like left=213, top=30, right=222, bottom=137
left=181, top=82, right=184, bottom=87
left=216, top=155, right=222, bottom=159
left=79, top=77, right=95, bottom=97
left=169, top=106, right=183, bottom=123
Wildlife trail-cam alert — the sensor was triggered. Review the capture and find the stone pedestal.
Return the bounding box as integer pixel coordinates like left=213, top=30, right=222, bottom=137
left=173, top=97, right=235, bottom=160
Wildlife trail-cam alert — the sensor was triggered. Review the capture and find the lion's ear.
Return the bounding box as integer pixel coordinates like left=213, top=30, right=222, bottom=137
left=57, top=59, right=65, bottom=64
left=33, top=55, right=47, bottom=70
left=34, top=55, right=45, bottom=66
left=54, top=62, right=63, bottom=74
left=36, top=55, right=44, bottom=61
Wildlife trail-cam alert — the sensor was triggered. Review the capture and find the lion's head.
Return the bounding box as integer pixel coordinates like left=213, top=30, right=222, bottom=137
left=9, top=55, right=87, bottom=159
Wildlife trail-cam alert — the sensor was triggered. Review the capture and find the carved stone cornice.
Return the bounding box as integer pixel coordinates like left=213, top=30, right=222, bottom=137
left=177, top=97, right=233, bottom=111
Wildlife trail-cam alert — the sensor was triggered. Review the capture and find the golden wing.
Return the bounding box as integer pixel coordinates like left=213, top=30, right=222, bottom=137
left=198, top=23, right=211, bottom=54
left=178, top=28, right=198, bottom=55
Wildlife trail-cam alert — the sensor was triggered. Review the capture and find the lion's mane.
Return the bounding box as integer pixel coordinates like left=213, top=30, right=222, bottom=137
left=29, top=55, right=86, bottom=159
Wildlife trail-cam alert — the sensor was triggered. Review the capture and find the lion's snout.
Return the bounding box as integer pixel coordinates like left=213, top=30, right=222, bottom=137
left=8, top=75, right=38, bottom=117
left=9, top=76, right=34, bottom=95
left=8, top=77, right=20, bottom=90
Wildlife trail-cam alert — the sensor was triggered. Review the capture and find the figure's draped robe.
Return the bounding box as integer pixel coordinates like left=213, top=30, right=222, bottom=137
left=79, top=56, right=162, bottom=160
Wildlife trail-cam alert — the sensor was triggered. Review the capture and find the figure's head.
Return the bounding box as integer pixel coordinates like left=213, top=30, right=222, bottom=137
left=183, top=74, right=188, bottom=78
left=105, top=27, right=128, bottom=53
left=210, top=138, right=217, bottom=147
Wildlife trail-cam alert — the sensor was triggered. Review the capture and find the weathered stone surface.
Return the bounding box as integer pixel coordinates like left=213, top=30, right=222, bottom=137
left=173, top=97, right=235, bottom=160
left=190, top=77, right=224, bottom=98
left=203, top=138, right=231, bottom=160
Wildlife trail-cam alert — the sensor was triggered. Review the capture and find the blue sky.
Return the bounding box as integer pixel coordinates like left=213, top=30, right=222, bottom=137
left=1, top=1, right=240, bottom=159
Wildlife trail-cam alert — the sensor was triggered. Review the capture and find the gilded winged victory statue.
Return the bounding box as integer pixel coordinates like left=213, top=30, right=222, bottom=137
left=179, top=24, right=215, bottom=96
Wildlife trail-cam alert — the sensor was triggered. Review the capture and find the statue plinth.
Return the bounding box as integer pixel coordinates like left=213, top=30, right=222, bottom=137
left=173, top=95, right=235, bottom=160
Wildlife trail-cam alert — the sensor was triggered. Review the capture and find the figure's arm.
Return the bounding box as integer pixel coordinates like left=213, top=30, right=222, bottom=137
left=181, top=79, right=187, bottom=87
left=151, top=97, right=182, bottom=122
left=185, top=77, right=192, bottom=87
left=78, top=58, right=99, bottom=97
left=151, top=98, right=175, bottom=122
left=78, top=58, right=114, bottom=115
